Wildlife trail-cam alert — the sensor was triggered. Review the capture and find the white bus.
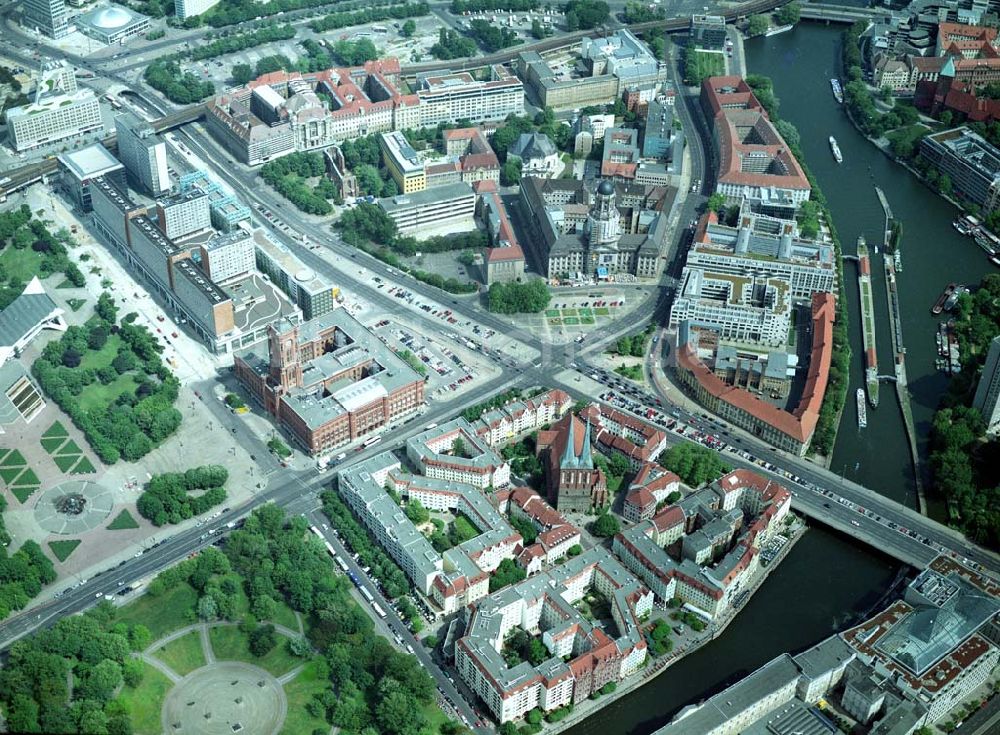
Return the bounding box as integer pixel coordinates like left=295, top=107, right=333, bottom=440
left=371, top=602, right=387, bottom=618
left=324, top=541, right=336, bottom=557
left=310, top=525, right=323, bottom=539
left=359, top=586, right=375, bottom=603
left=336, top=556, right=349, bottom=572
left=362, top=435, right=383, bottom=449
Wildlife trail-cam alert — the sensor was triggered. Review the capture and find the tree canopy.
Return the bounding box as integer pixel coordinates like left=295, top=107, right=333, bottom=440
left=137, top=466, right=229, bottom=526
left=488, top=279, right=551, bottom=314
left=660, top=443, right=730, bottom=487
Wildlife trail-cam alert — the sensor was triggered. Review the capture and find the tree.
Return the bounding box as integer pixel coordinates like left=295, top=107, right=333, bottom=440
left=747, top=14, right=770, bottom=36
left=249, top=624, right=277, bottom=657
left=500, top=159, right=522, bottom=186
left=451, top=436, right=466, bottom=458
left=401, top=19, right=416, bottom=37
left=488, top=280, right=551, bottom=314
left=61, top=347, right=82, bottom=368
left=197, top=594, right=218, bottom=621
left=705, top=192, right=726, bottom=213
left=939, top=173, right=953, bottom=196
left=660, top=443, right=730, bottom=486
left=775, top=1, right=801, bottom=25
left=232, top=63, right=256, bottom=85
left=608, top=453, right=630, bottom=480
left=95, top=292, right=118, bottom=323
left=404, top=499, right=429, bottom=524
left=490, top=558, right=527, bottom=592
left=88, top=324, right=109, bottom=350
left=939, top=110, right=953, bottom=126
left=591, top=512, right=620, bottom=537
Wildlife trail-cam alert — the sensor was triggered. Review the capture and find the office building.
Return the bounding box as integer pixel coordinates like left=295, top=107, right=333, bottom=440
left=197, top=230, right=255, bottom=284
left=519, top=177, right=673, bottom=279
left=21, top=0, right=69, bottom=38
left=973, top=335, right=1000, bottom=433
left=684, top=204, right=837, bottom=299
left=691, top=14, right=727, bottom=49
left=379, top=130, right=425, bottom=193
left=674, top=294, right=836, bottom=457
left=174, top=0, right=220, bottom=20
left=208, top=60, right=518, bottom=167
left=456, top=548, right=651, bottom=723
left=76, top=5, right=149, bottom=45
left=115, top=112, right=171, bottom=197
left=252, top=230, right=337, bottom=319
left=58, top=142, right=126, bottom=211
left=378, top=182, right=476, bottom=237
left=234, top=311, right=425, bottom=455
left=642, top=97, right=684, bottom=169
left=7, top=89, right=103, bottom=152
left=177, top=171, right=251, bottom=233
left=920, top=126, right=1000, bottom=215
left=155, top=190, right=212, bottom=241
left=701, top=77, right=811, bottom=205
left=475, top=180, right=525, bottom=285
left=518, top=30, right=666, bottom=110
left=415, top=66, right=524, bottom=127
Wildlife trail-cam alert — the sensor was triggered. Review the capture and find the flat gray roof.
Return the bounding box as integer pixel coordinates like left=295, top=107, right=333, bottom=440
left=379, top=182, right=474, bottom=213
left=58, top=142, right=122, bottom=181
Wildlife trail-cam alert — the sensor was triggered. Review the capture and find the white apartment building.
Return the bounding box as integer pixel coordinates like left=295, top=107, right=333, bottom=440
left=8, top=90, right=103, bottom=152
left=174, top=0, right=220, bottom=20
left=155, top=189, right=212, bottom=240
left=407, top=418, right=510, bottom=489
left=379, top=182, right=476, bottom=237
left=200, top=230, right=255, bottom=284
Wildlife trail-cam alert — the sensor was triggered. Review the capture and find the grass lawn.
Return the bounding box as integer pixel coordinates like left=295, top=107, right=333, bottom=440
left=79, top=333, right=122, bottom=371
left=55, top=439, right=82, bottom=456
left=208, top=626, right=300, bottom=678
left=71, top=456, right=97, bottom=474
left=53, top=453, right=80, bottom=472
left=78, top=373, right=137, bottom=413
left=564, top=317, right=580, bottom=326
left=579, top=308, right=593, bottom=317
left=153, top=631, right=206, bottom=677
left=118, top=661, right=173, bottom=735
left=11, top=485, right=38, bottom=503
left=118, top=583, right=198, bottom=640
left=108, top=509, right=140, bottom=530
left=42, top=421, right=69, bottom=439
left=0, top=449, right=7, bottom=464
left=278, top=658, right=329, bottom=735
left=14, top=468, right=39, bottom=485
left=0, top=247, right=43, bottom=283
left=41, top=436, right=67, bottom=454
left=544, top=309, right=559, bottom=318
left=0, top=466, right=23, bottom=484
left=421, top=699, right=455, bottom=735
left=266, top=599, right=300, bottom=633
left=561, top=308, right=578, bottom=317
left=0, top=449, right=26, bottom=468
left=595, top=307, right=610, bottom=316
left=580, top=316, right=595, bottom=325
left=67, top=298, right=86, bottom=312
left=48, top=539, right=81, bottom=562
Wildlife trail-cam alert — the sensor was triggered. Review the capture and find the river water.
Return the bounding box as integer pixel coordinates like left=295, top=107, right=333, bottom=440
left=565, top=21, right=996, bottom=734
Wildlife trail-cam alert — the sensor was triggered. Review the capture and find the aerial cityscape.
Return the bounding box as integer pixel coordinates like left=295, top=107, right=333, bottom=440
left=1, top=0, right=1000, bottom=734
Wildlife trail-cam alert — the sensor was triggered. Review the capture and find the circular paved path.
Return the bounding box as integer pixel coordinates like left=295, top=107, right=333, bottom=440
left=161, top=661, right=287, bottom=735
left=33, top=480, right=115, bottom=534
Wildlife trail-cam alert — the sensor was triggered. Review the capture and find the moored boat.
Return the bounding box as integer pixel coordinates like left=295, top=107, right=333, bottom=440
left=830, top=78, right=844, bottom=104
left=856, top=388, right=867, bottom=429
left=829, top=136, right=843, bottom=163
left=932, top=282, right=958, bottom=315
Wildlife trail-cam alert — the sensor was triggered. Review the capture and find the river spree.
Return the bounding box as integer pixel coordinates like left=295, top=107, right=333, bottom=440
left=566, top=21, right=997, bottom=734
left=747, top=24, right=997, bottom=515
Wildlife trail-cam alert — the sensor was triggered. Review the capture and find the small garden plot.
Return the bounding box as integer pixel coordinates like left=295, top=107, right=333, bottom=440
left=47, top=539, right=81, bottom=562
left=107, top=509, right=140, bottom=530
left=70, top=456, right=97, bottom=474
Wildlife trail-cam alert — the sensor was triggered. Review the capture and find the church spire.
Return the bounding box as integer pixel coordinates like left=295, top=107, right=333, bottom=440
left=580, top=419, right=594, bottom=469
left=560, top=415, right=578, bottom=469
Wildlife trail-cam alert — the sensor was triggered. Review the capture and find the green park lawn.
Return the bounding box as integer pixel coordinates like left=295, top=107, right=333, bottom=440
left=266, top=599, right=300, bottom=633
left=55, top=439, right=82, bottom=456
left=544, top=309, right=559, bottom=318
left=580, top=316, right=595, bottom=325
left=79, top=333, right=122, bottom=371
left=53, top=454, right=80, bottom=472
left=41, top=436, right=67, bottom=454
left=42, top=421, right=69, bottom=439
left=108, top=509, right=140, bottom=530
left=117, top=661, right=173, bottom=735
left=78, top=373, right=137, bottom=413
left=561, top=308, right=578, bottom=317
left=0, top=449, right=26, bottom=468
left=595, top=307, right=610, bottom=316
left=11, top=485, right=38, bottom=503
left=153, top=631, right=206, bottom=677
left=278, top=658, right=330, bottom=735
left=13, top=467, right=39, bottom=486
left=67, top=298, right=86, bottom=312
left=47, top=539, right=81, bottom=563
left=578, top=308, right=593, bottom=317
left=0, top=247, right=43, bottom=283
left=71, top=456, right=97, bottom=474
left=118, top=582, right=198, bottom=640
left=208, top=626, right=300, bottom=678
left=564, top=317, right=580, bottom=326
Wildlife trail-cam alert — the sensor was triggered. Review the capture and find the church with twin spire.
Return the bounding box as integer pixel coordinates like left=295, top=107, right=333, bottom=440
left=536, top=413, right=608, bottom=513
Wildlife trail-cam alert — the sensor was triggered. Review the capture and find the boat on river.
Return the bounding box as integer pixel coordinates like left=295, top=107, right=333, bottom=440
left=856, top=389, right=867, bottom=429
left=830, top=78, right=844, bottom=104
left=931, top=283, right=958, bottom=315
left=991, top=255, right=1000, bottom=268
left=975, top=228, right=1000, bottom=255
left=830, top=136, right=843, bottom=163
